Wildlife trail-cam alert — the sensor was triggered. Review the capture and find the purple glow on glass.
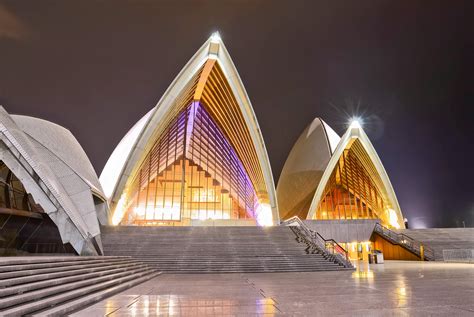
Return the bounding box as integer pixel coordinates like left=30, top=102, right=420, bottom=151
left=184, top=101, right=198, bottom=154
left=185, top=102, right=258, bottom=217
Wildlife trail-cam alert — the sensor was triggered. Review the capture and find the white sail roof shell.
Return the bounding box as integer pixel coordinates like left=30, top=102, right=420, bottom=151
left=12, top=115, right=105, bottom=198
left=307, top=121, right=405, bottom=228
left=277, top=118, right=340, bottom=219
left=0, top=107, right=104, bottom=255
left=99, top=109, right=153, bottom=199
left=100, top=34, right=279, bottom=225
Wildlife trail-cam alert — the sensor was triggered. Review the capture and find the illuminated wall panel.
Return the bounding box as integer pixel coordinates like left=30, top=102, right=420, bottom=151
left=314, top=143, right=384, bottom=221
left=120, top=102, right=258, bottom=225
left=311, top=137, right=402, bottom=228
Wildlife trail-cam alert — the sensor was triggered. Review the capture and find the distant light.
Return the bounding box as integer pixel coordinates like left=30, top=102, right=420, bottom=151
left=255, top=202, right=273, bottom=226
left=210, top=31, right=221, bottom=43
left=411, top=217, right=428, bottom=229
left=111, top=194, right=127, bottom=225
left=388, top=208, right=401, bottom=229
left=349, top=117, right=362, bottom=129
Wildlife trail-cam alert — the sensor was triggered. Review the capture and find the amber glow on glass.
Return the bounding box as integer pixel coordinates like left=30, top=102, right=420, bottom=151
left=117, top=102, right=263, bottom=225
left=314, top=143, right=385, bottom=222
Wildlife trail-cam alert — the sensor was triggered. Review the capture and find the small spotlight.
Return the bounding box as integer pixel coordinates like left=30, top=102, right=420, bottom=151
left=349, top=117, right=362, bottom=129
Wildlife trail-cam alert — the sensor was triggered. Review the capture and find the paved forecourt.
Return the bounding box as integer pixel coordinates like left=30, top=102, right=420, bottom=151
left=72, top=261, right=474, bottom=316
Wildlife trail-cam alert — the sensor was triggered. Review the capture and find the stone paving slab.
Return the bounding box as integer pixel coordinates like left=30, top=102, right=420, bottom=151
left=72, top=261, right=474, bottom=316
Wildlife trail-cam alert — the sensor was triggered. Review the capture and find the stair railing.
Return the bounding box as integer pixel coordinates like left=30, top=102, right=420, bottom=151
left=315, top=233, right=350, bottom=262
left=373, top=223, right=434, bottom=261
left=281, top=216, right=353, bottom=268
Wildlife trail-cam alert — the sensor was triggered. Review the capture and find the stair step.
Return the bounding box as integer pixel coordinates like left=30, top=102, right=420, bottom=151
left=0, top=268, right=158, bottom=316
left=0, top=262, right=146, bottom=297
left=0, top=259, right=133, bottom=275
left=0, top=256, right=128, bottom=269
left=0, top=266, right=150, bottom=310
left=30, top=272, right=162, bottom=317
left=101, top=225, right=352, bottom=273
left=0, top=259, right=138, bottom=287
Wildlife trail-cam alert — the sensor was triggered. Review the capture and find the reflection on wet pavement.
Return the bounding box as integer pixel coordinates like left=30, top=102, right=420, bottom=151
left=72, top=261, right=474, bottom=316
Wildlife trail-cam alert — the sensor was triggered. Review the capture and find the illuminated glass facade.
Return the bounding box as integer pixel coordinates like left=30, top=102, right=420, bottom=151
left=314, top=140, right=384, bottom=221
left=120, top=102, right=259, bottom=225
left=104, top=38, right=279, bottom=227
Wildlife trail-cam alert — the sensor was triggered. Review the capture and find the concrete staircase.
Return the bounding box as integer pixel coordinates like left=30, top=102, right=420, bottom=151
left=101, top=226, right=351, bottom=273
left=0, top=256, right=160, bottom=316
left=397, top=228, right=474, bottom=261
left=374, top=223, right=436, bottom=260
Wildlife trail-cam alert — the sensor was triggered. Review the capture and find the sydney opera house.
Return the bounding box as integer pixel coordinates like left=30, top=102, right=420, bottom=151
left=100, top=33, right=277, bottom=229
left=2, top=30, right=473, bottom=316
left=1, top=33, right=427, bottom=264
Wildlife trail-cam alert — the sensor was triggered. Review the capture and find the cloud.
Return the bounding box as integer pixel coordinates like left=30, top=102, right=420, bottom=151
left=0, top=4, right=28, bottom=40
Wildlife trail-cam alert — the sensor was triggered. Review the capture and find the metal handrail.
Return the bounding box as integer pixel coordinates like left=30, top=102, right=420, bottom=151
left=374, top=223, right=434, bottom=260
left=443, top=249, right=474, bottom=263
left=281, top=216, right=353, bottom=268
left=314, top=232, right=348, bottom=256
left=281, top=216, right=324, bottom=247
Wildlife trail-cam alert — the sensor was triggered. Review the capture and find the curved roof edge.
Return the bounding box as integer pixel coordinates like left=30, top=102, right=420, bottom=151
left=102, top=37, right=212, bottom=208
left=11, top=115, right=105, bottom=199
left=306, top=122, right=405, bottom=228
left=276, top=117, right=338, bottom=220
left=103, top=33, right=279, bottom=225
left=0, top=106, right=102, bottom=255
left=216, top=35, right=279, bottom=224
left=99, top=108, right=153, bottom=199
left=320, top=119, right=341, bottom=154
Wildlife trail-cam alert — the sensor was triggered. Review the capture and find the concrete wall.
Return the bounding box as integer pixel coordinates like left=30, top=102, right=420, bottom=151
left=303, top=219, right=379, bottom=242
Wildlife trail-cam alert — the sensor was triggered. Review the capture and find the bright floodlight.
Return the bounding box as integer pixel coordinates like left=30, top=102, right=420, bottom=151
left=349, top=117, right=362, bottom=129
left=210, top=31, right=221, bottom=43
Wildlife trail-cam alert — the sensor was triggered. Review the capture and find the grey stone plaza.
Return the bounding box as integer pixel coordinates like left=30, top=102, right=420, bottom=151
left=72, top=261, right=474, bottom=316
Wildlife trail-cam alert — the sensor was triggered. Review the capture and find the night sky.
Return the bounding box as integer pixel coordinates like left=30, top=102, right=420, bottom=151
left=0, top=1, right=472, bottom=228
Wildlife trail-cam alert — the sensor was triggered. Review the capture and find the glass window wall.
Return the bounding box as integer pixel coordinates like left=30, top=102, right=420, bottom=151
left=121, top=102, right=258, bottom=225
left=314, top=145, right=384, bottom=221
